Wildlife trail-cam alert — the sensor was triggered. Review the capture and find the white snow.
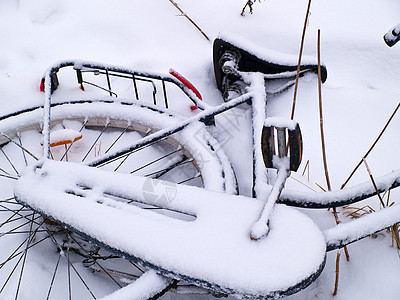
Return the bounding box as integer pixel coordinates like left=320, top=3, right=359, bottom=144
left=325, top=202, right=400, bottom=250
left=264, top=117, right=298, bottom=131
left=99, top=270, right=172, bottom=300
left=1, top=0, right=400, bottom=299
left=217, top=31, right=323, bottom=68
left=15, top=159, right=327, bottom=298
left=45, top=128, right=82, bottom=146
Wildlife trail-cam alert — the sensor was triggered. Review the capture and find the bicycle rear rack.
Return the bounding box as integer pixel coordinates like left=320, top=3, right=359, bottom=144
left=40, top=60, right=205, bottom=111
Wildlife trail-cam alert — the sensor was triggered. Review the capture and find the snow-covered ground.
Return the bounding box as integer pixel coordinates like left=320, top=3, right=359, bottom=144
left=1, top=0, right=400, bottom=299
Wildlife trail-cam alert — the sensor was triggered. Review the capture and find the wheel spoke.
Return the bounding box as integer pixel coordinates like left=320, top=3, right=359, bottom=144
left=15, top=213, right=36, bottom=300
left=101, top=135, right=168, bottom=170
left=0, top=166, right=15, bottom=177
left=0, top=104, right=214, bottom=299
left=0, top=148, right=19, bottom=176
left=128, top=260, right=145, bottom=273
left=46, top=254, right=61, bottom=300
left=177, top=173, right=201, bottom=184
left=1, top=230, right=48, bottom=236
left=64, top=144, right=69, bottom=162
left=130, top=148, right=182, bottom=174
left=0, top=218, right=46, bottom=269
left=104, top=124, right=129, bottom=154
left=109, top=130, right=155, bottom=171
left=0, top=204, right=42, bottom=228
left=0, top=214, right=39, bottom=237
left=59, top=119, right=89, bottom=162
left=82, top=122, right=109, bottom=162
left=65, top=233, right=122, bottom=289
left=17, top=134, right=28, bottom=167
left=145, top=156, right=191, bottom=178
left=0, top=206, right=26, bottom=229
left=68, top=260, right=97, bottom=299
left=0, top=197, right=19, bottom=204
left=0, top=133, right=39, bottom=162
left=66, top=242, right=72, bottom=300
left=0, top=250, right=24, bottom=294
left=0, top=174, right=18, bottom=180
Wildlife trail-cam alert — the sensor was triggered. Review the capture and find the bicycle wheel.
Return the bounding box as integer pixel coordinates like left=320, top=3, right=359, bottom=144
left=0, top=100, right=236, bottom=299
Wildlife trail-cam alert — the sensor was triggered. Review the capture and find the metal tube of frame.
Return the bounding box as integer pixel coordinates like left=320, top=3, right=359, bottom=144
left=105, top=70, right=113, bottom=97
left=43, top=72, right=52, bottom=160
left=162, top=80, right=169, bottom=108
left=87, top=92, right=254, bottom=167
left=132, top=75, right=139, bottom=100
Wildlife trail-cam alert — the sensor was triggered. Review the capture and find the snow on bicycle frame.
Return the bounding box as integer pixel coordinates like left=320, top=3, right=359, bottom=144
left=14, top=56, right=329, bottom=298
left=14, top=34, right=400, bottom=299
left=39, top=60, right=210, bottom=161
left=15, top=56, right=329, bottom=298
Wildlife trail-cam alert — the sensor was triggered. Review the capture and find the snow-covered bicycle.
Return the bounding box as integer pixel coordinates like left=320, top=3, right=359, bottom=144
left=0, top=34, right=399, bottom=299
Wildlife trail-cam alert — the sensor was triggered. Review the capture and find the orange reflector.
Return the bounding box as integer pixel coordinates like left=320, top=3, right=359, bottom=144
left=41, top=129, right=83, bottom=147
left=49, top=135, right=82, bottom=147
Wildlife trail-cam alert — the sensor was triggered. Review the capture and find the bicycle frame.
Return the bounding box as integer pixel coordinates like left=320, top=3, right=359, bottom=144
left=39, top=60, right=306, bottom=197
left=37, top=55, right=400, bottom=214
left=39, top=55, right=400, bottom=206
left=12, top=36, right=400, bottom=299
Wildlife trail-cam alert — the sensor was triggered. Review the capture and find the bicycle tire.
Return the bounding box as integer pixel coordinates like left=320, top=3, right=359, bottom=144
left=0, top=99, right=236, bottom=299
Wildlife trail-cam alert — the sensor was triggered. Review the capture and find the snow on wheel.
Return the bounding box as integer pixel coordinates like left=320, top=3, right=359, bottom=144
left=0, top=100, right=235, bottom=299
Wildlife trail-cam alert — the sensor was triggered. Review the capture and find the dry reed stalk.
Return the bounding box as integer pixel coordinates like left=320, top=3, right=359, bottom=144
left=386, top=189, right=391, bottom=207
left=315, top=182, right=326, bottom=192
left=341, top=102, right=400, bottom=189
left=241, top=0, right=254, bottom=16
left=343, top=205, right=375, bottom=218
left=362, top=159, right=400, bottom=249
left=317, top=30, right=349, bottom=296
left=289, top=176, right=317, bottom=192
left=301, top=159, right=310, bottom=181
left=362, top=158, right=386, bottom=208
left=290, top=0, right=312, bottom=120
left=168, top=0, right=210, bottom=41
left=317, top=30, right=331, bottom=192
left=333, top=251, right=341, bottom=296
left=391, top=223, right=400, bottom=250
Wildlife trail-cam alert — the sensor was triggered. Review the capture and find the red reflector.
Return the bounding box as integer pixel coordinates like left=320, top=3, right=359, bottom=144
left=169, top=68, right=202, bottom=111
left=40, top=78, right=45, bottom=92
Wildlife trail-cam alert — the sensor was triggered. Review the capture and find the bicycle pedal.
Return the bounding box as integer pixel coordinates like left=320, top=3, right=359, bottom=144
left=261, top=118, right=302, bottom=171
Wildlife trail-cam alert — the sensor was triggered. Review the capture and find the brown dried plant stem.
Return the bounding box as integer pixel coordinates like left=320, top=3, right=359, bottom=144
left=168, top=0, right=210, bottom=41
left=241, top=0, right=254, bottom=16
left=317, top=30, right=348, bottom=296
left=341, top=101, right=400, bottom=189
left=290, top=0, right=312, bottom=120
left=334, top=251, right=341, bottom=296
left=317, top=30, right=331, bottom=192
left=363, top=159, right=400, bottom=249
